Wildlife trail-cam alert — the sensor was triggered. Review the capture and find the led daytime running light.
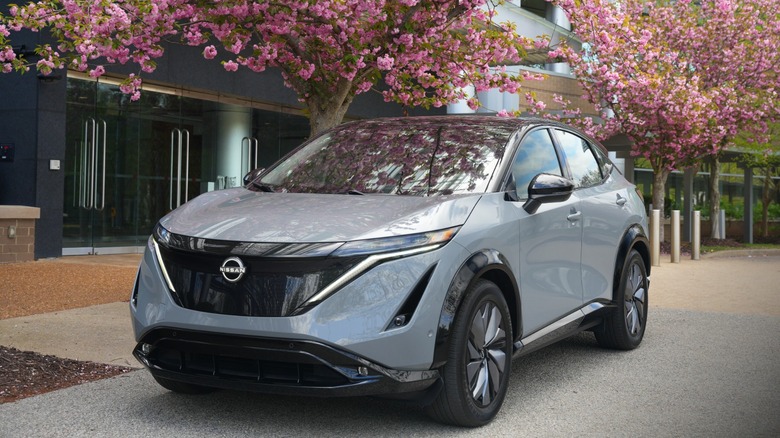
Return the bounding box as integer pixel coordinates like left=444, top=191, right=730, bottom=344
left=333, top=226, right=460, bottom=257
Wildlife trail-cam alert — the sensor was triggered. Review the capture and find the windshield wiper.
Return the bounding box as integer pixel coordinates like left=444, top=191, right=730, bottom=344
left=343, top=189, right=365, bottom=195
left=249, top=181, right=275, bottom=192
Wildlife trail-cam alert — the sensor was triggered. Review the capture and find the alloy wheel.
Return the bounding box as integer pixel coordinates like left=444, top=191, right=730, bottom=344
left=624, top=262, right=646, bottom=336
left=466, top=301, right=508, bottom=406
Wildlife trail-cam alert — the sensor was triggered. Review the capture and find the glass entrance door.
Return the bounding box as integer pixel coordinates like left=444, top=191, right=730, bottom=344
left=63, top=79, right=209, bottom=254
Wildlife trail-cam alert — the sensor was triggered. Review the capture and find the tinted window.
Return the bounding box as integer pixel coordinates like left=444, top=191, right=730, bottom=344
left=590, top=142, right=613, bottom=178
left=554, top=129, right=602, bottom=188
left=511, top=129, right=562, bottom=199
left=259, top=119, right=516, bottom=196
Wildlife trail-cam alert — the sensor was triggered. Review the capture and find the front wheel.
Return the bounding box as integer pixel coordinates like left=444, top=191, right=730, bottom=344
left=425, top=279, right=513, bottom=427
left=595, top=249, right=648, bottom=350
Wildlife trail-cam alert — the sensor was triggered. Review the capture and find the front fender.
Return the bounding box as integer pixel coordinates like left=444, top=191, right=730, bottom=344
left=613, top=224, right=651, bottom=302
left=431, top=249, right=519, bottom=368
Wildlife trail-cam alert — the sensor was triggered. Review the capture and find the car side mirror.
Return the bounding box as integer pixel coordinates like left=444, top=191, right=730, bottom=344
left=522, top=173, right=574, bottom=214
left=243, top=167, right=265, bottom=187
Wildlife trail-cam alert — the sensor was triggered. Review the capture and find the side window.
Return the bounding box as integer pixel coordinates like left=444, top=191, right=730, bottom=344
left=554, top=129, right=603, bottom=188
left=511, top=129, right=562, bottom=199
left=590, top=143, right=614, bottom=178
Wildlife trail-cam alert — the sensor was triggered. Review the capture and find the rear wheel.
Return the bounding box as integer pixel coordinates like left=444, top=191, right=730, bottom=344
left=596, top=249, right=648, bottom=350
left=152, top=375, right=216, bottom=394
left=425, top=279, right=512, bottom=427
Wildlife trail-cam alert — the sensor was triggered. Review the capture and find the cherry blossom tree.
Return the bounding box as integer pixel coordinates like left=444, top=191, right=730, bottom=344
left=538, top=0, right=779, bottom=239
left=0, top=0, right=545, bottom=135
left=671, top=0, right=780, bottom=238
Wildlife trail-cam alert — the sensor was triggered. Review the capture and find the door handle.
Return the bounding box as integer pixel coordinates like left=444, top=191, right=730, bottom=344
left=567, top=211, right=582, bottom=222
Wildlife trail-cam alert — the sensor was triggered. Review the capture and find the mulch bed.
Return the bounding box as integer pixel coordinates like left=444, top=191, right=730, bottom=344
left=0, top=346, right=133, bottom=404
left=0, top=260, right=139, bottom=404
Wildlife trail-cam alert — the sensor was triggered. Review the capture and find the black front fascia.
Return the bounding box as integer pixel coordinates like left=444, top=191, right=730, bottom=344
left=156, top=243, right=366, bottom=317
left=134, top=328, right=439, bottom=398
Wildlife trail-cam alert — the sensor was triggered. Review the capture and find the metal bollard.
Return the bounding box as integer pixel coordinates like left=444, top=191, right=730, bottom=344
left=671, top=210, right=680, bottom=263
left=692, top=210, right=701, bottom=260
left=651, top=209, right=661, bottom=266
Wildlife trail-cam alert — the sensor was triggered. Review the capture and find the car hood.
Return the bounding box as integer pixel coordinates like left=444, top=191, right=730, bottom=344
left=159, top=188, right=481, bottom=243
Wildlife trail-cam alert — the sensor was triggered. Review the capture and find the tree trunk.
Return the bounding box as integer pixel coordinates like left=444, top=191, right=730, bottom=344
left=762, top=166, right=771, bottom=238
left=306, top=80, right=355, bottom=137
left=651, top=166, right=670, bottom=243
left=709, top=156, right=721, bottom=239
left=308, top=101, right=351, bottom=137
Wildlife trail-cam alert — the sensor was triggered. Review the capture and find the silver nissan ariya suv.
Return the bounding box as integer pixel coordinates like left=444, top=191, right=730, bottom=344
left=131, top=116, right=650, bottom=426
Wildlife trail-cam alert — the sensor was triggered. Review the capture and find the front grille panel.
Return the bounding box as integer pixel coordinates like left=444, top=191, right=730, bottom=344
left=158, top=245, right=363, bottom=317
left=152, top=346, right=349, bottom=386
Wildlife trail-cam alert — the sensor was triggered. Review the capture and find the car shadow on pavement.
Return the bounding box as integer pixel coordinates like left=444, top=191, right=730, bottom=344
left=119, top=331, right=623, bottom=435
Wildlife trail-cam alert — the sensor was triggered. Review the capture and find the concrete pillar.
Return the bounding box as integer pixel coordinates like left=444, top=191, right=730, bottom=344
left=651, top=209, right=661, bottom=267
left=744, top=166, right=754, bottom=244
left=544, top=63, right=572, bottom=75
left=671, top=210, right=680, bottom=263
left=215, top=107, right=252, bottom=189
left=447, top=84, right=476, bottom=114
left=476, top=89, right=503, bottom=114
left=547, top=4, right=572, bottom=31
left=692, top=211, right=701, bottom=260
left=683, top=167, right=695, bottom=241
left=624, top=157, right=635, bottom=184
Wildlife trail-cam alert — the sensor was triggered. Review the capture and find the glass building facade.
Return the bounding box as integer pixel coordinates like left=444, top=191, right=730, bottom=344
left=62, top=76, right=310, bottom=254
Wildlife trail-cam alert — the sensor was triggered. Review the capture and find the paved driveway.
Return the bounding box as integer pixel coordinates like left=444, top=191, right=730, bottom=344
left=1, top=255, right=779, bottom=437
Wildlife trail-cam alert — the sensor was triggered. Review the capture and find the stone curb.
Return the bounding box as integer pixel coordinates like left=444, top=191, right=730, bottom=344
left=701, top=248, right=780, bottom=259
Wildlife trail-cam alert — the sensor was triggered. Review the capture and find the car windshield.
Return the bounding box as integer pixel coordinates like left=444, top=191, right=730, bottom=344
left=257, top=118, right=516, bottom=196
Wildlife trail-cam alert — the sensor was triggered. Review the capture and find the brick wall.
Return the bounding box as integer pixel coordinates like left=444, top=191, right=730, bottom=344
left=520, top=73, right=597, bottom=117
left=0, top=206, right=40, bottom=263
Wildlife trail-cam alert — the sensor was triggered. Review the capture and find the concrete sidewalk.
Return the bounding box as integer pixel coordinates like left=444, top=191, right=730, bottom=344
left=0, top=251, right=778, bottom=369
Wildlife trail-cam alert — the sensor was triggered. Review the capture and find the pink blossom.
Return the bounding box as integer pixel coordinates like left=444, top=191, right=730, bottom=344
left=377, top=54, right=394, bottom=71
left=89, top=65, right=105, bottom=78
left=223, top=60, right=238, bottom=72
left=297, top=62, right=315, bottom=80
left=203, top=45, right=217, bottom=59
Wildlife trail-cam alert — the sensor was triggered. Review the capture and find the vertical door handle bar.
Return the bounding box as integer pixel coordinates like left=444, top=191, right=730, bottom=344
left=169, top=129, right=177, bottom=210
left=183, top=129, right=190, bottom=204
left=241, top=136, right=260, bottom=176
left=87, top=118, right=97, bottom=210
left=169, top=128, right=190, bottom=209
left=78, top=120, right=89, bottom=208
left=95, top=120, right=107, bottom=211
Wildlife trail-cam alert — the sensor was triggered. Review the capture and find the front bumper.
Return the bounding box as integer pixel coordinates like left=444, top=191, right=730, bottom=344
left=134, top=328, right=439, bottom=397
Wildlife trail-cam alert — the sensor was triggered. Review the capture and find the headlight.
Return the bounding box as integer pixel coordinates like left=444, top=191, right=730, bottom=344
left=153, top=223, right=171, bottom=246
left=150, top=224, right=177, bottom=294
left=332, top=226, right=461, bottom=257
left=298, top=226, right=460, bottom=309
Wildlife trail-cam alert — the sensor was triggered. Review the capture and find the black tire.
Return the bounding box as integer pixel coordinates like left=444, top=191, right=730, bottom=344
left=425, top=279, right=513, bottom=427
left=596, top=249, right=648, bottom=350
left=152, top=375, right=217, bottom=394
